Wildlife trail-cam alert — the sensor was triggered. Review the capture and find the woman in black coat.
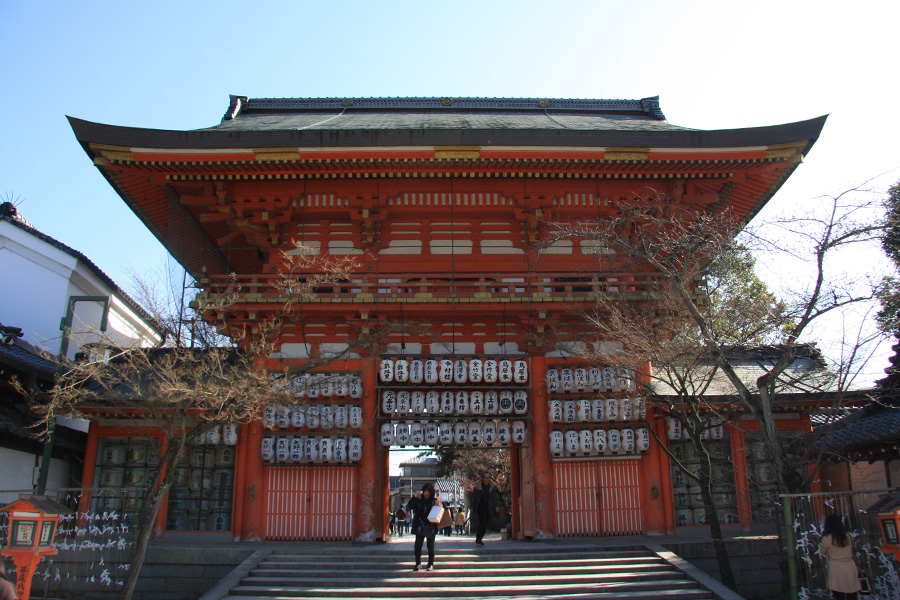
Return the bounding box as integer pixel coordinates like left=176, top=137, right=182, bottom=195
left=406, top=482, right=441, bottom=571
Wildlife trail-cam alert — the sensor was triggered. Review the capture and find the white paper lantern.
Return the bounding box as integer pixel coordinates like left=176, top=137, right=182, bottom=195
left=320, top=405, right=334, bottom=429
left=470, top=391, right=484, bottom=414
left=319, top=437, right=332, bottom=462
left=306, top=405, right=320, bottom=429
left=561, top=368, right=574, bottom=392
left=409, top=359, right=424, bottom=384
left=589, top=367, right=602, bottom=391
left=455, top=390, right=470, bottom=415
left=439, top=359, right=454, bottom=383
left=334, top=406, right=348, bottom=429
left=349, top=437, right=363, bottom=462
left=440, top=391, right=455, bottom=414
left=349, top=406, right=363, bottom=429
left=484, top=391, right=499, bottom=414
left=261, top=436, right=275, bottom=462
left=379, top=359, right=394, bottom=383
left=396, top=391, right=410, bottom=414
left=710, top=417, right=724, bottom=440
left=426, top=391, right=440, bottom=414
left=380, top=424, right=395, bottom=446
left=565, top=430, right=579, bottom=454
left=563, top=400, right=577, bottom=423
left=513, top=390, right=528, bottom=415
left=468, top=358, right=483, bottom=383
left=410, top=423, right=425, bottom=446
left=395, top=358, right=409, bottom=383
left=621, top=428, right=635, bottom=453
left=499, top=391, right=513, bottom=414
left=636, top=428, right=650, bottom=452
left=512, top=421, right=526, bottom=444
left=550, top=431, right=564, bottom=456
left=333, top=437, right=347, bottom=462
left=293, top=374, right=309, bottom=398
left=453, top=359, right=468, bottom=384
left=499, top=359, right=513, bottom=383
left=206, top=425, right=221, bottom=445
left=305, top=437, right=319, bottom=462
left=321, top=375, right=334, bottom=398
left=349, top=376, right=363, bottom=399
left=576, top=399, right=591, bottom=422
left=608, top=429, right=621, bottom=453
left=263, top=405, right=277, bottom=430
left=276, top=406, right=291, bottom=430
left=591, top=399, right=604, bottom=422
left=484, top=359, right=498, bottom=383
left=291, top=405, right=306, bottom=429
left=635, top=397, right=647, bottom=420
left=618, top=368, right=636, bottom=392
left=602, top=367, right=617, bottom=391
left=513, top=359, right=528, bottom=384
left=454, top=422, right=468, bottom=445
left=619, top=398, right=632, bottom=422
left=574, top=368, right=588, bottom=391
left=605, top=398, right=618, bottom=422
left=593, top=429, right=607, bottom=453
left=483, top=421, right=497, bottom=444
left=439, top=422, right=454, bottom=445
left=468, top=422, right=482, bottom=445
left=498, top=421, right=512, bottom=444
left=546, top=368, right=560, bottom=394
left=548, top=399, right=562, bottom=423
left=381, top=390, right=396, bottom=414
left=395, top=423, right=410, bottom=446
left=579, top=429, right=594, bottom=453
left=425, top=359, right=439, bottom=383
left=425, top=421, right=439, bottom=445
left=290, top=436, right=304, bottom=462
left=700, top=422, right=710, bottom=440
left=276, top=436, right=290, bottom=462
left=335, top=375, right=349, bottom=397
left=666, top=417, right=681, bottom=441
left=411, top=390, right=426, bottom=414
left=223, top=423, right=238, bottom=446
left=307, top=374, right=321, bottom=398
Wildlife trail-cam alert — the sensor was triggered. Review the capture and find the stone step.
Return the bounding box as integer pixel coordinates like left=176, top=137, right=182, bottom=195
left=256, top=557, right=669, bottom=572
left=263, top=548, right=651, bottom=562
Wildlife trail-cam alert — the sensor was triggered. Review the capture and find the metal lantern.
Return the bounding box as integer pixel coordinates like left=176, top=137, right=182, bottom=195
left=395, top=358, right=409, bottom=382
left=550, top=430, right=564, bottom=456
left=513, top=359, right=528, bottom=383
left=409, top=359, right=424, bottom=383
left=379, top=358, right=394, bottom=383
left=454, top=359, right=468, bottom=384
left=548, top=399, right=562, bottom=423
left=483, top=359, right=498, bottom=383
left=512, top=420, right=526, bottom=444
left=411, top=390, right=426, bottom=414
left=498, top=421, right=512, bottom=444
left=468, top=358, right=483, bottom=383
left=440, top=391, right=455, bottom=414
left=565, top=430, right=579, bottom=454
left=499, top=359, right=513, bottom=383
left=426, top=391, right=440, bottom=414
left=349, top=406, right=363, bottom=429
left=455, top=390, right=470, bottom=415
left=470, top=390, right=484, bottom=414
left=513, top=390, right=528, bottom=415
left=425, top=358, right=439, bottom=383
left=439, top=358, right=454, bottom=383
left=484, top=391, right=499, bottom=414
left=380, top=423, right=395, bottom=446
left=593, top=429, right=607, bottom=453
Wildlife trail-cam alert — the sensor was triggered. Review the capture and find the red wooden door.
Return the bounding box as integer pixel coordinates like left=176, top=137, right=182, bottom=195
left=264, top=466, right=355, bottom=540
left=554, top=459, right=642, bottom=536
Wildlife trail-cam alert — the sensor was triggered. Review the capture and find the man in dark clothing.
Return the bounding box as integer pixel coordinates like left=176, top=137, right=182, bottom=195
left=395, top=506, right=407, bottom=537
left=470, top=471, right=500, bottom=546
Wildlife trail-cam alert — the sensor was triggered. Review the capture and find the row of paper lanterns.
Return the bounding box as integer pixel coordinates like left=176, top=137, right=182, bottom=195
left=263, top=404, right=364, bottom=430
left=380, top=420, right=527, bottom=447
left=546, top=367, right=636, bottom=393
left=193, top=423, right=239, bottom=446
left=548, top=397, right=646, bottom=423
left=550, top=428, right=651, bottom=456
left=272, top=373, right=364, bottom=399
left=261, top=435, right=363, bottom=463
left=665, top=417, right=725, bottom=441
left=379, top=358, right=528, bottom=384
left=381, top=389, right=528, bottom=416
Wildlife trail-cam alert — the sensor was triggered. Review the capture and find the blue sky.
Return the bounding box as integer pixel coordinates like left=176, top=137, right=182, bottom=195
left=3, top=0, right=899, bottom=404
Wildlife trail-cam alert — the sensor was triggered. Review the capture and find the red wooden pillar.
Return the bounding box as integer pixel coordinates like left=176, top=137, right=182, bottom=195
left=528, top=354, right=554, bottom=537
left=648, top=405, right=675, bottom=534
left=730, top=425, right=753, bottom=531
left=509, top=439, right=521, bottom=539
left=242, top=422, right=265, bottom=540
left=231, top=423, right=249, bottom=540
left=355, top=358, right=380, bottom=541
left=78, top=422, right=101, bottom=517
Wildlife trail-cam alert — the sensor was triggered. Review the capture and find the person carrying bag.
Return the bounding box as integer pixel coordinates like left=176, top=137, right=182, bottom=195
left=407, top=483, right=441, bottom=572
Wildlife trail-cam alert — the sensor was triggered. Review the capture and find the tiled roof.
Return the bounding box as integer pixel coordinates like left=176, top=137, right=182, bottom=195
left=0, top=336, right=56, bottom=379
left=0, top=203, right=163, bottom=337
left=805, top=403, right=900, bottom=461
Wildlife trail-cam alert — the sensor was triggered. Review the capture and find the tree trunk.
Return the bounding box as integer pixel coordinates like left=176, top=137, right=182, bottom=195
left=697, top=441, right=737, bottom=590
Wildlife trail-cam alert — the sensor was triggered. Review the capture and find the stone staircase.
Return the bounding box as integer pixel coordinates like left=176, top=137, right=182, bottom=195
left=219, top=545, right=720, bottom=599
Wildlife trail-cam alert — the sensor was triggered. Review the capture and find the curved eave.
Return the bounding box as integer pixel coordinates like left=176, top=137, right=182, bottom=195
left=68, top=115, right=827, bottom=157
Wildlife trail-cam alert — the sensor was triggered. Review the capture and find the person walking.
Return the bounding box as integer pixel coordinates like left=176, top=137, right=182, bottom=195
left=407, top=483, right=441, bottom=572
left=470, top=471, right=500, bottom=546
left=818, top=514, right=861, bottom=600
left=454, top=506, right=466, bottom=535
left=394, top=506, right=406, bottom=537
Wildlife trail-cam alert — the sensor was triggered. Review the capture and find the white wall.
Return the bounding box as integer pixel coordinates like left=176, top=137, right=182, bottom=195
left=0, top=447, right=70, bottom=504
